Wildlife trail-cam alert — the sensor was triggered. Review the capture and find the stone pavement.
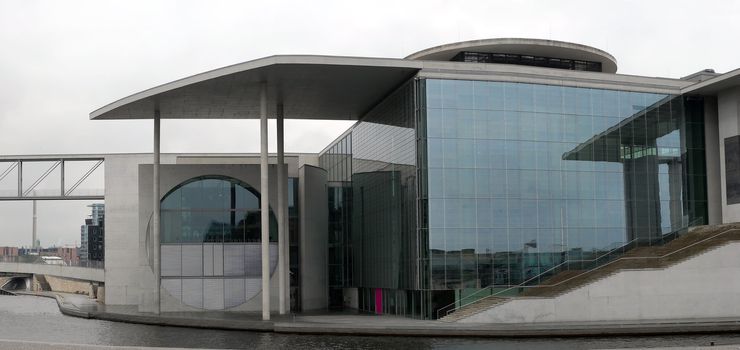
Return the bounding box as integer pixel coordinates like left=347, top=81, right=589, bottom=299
left=48, top=293, right=740, bottom=338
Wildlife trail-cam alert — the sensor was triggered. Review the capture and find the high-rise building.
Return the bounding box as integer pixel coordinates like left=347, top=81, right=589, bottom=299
left=80, top=203, right=104, bottom=262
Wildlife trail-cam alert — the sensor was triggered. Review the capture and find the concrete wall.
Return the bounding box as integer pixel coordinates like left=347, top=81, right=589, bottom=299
left=717, top=88, right=740, bottom=223
left=44, top=275, right=93, bottom=295
left=104, top=153, right=324, bottom=313
left=137, top=163, right=288, bottom=312
left=705, top=97, right=723, bottom=225
left=460, top=242, right=740, bottom=324
left=299, top=165, right=328, bottom=311
left=104, top=154, right=167, bottom=307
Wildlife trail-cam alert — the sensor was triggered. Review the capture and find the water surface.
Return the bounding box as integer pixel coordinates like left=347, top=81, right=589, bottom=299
left=0, top=295, right=736, bottom=349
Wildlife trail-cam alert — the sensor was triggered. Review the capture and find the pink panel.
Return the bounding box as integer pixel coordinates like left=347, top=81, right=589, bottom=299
left=374, top=288, right=383, bottom=314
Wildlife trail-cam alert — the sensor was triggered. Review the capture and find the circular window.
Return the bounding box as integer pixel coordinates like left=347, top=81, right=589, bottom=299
left=159, top=176, right=279, bottom=310
left=160, top=176, right=278, bottom=243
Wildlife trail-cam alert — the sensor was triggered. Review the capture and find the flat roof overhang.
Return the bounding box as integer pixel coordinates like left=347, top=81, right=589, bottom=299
left=90, top=55, right=422, bottom=121
left=682, top=68, right=740, bottom=95
left=562, top=95, right=679, bottom=162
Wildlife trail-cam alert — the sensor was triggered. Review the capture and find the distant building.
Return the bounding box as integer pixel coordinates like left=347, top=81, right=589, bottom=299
left=0, top=246, right=19, bottom=257
left=80, top=203, right=104, bottom=262
left=40, top=246, right=79, bottom=265
left=79, top=223, right=87, bottom=262
left=56, top=246, right=79, bottom=265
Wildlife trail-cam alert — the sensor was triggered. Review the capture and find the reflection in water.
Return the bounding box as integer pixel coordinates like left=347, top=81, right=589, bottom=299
left=0, top=296, right=738, bottom=349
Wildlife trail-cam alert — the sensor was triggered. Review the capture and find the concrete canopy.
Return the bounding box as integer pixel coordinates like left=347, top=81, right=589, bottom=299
left=682, top=67, right=740, bottom=95
left=90, top=55, right=421, bottom=120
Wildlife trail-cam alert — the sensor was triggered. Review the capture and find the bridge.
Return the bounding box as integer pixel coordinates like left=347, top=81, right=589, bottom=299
left=0, top=154, right=106, bottom=290
left=0, top=154, right=105, bottom=201
left=0, top=262, right=104, bottom=282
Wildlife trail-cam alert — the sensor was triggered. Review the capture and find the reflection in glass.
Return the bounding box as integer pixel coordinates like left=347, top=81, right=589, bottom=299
left=160, top=176, right=278, bottom=243
left=423, top=79, right=707, bottom=296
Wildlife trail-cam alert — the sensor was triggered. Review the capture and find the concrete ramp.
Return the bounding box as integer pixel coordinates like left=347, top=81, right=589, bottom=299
left=458, top=240, right=740, bottom=324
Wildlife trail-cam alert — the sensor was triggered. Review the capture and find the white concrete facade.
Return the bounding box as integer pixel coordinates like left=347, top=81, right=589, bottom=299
left=103, top=153, right=324, bottom=313
left=298, top=165, right=329, bottom=311
left=717, top=88, right=740, bottom=223
left=460, top=242, right=740, bottom=324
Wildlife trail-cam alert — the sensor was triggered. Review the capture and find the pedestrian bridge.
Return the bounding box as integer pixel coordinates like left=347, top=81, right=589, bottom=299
left=0, top=262, right=104, bottom=282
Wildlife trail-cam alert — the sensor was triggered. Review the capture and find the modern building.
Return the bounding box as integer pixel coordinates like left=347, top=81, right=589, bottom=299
left=40, top=246, right=79, bottom=265
left=0, top=246, right=19, bottom=258
left=90, top=38, right=740, bottom=320
left=80, top=203, right=104, bottom=262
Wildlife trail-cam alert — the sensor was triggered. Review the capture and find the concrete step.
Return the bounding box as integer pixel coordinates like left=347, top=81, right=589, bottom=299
left=439, top=297, right=507, bottom=322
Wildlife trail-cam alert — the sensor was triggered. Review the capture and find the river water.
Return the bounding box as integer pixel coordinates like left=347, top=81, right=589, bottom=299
left=0, top=295, right=739, bottom=349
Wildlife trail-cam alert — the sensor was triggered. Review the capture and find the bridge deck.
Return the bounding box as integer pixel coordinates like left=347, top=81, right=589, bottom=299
left=0, top=262, right=104, bottom=282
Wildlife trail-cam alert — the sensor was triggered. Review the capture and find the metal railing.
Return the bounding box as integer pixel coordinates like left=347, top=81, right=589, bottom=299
left=0, top=255, right=104, bottom=269
left=436, top=217, right=706, bottom=320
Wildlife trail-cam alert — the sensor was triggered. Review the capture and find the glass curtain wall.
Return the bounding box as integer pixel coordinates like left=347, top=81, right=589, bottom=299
left=421, top=79, right=707, bottom=301
left=320, top=133, right=354, bottom=308
left=319, top=80, right=423, bottom=318
left=288, top=178, right=301, bottom=312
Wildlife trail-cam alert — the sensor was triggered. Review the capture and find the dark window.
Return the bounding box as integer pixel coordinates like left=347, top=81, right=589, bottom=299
left=450, top=51, right=603, bottom=72
left=725, top=136, right=740, bottom=204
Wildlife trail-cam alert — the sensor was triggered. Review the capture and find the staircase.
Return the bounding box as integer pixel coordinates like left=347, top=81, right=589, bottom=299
left=440, top=223, right=740, bottom=322
left=441, top=297, right=508, bottom=322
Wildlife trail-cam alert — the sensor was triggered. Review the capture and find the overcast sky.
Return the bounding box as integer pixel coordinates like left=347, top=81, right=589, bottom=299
left=0, top=0, right=738, bottom=248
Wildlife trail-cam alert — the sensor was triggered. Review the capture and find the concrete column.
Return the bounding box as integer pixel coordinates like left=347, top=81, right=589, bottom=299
left=60, top=160, right=65, bottom=197
left=277, top=104, right=286, bottom=314
left=17, top=161, right=22, bottom=197
left=32, top=200, right=37, bottom=250
left=260, top=83, right=270, bottom=321
left=153, top=110, right=161, bottom=315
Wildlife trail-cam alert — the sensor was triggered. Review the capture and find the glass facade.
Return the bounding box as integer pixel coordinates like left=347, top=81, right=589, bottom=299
left=422, top=79, right=706, bottom=296
left=319, top=77, right=707, bottom=319
left=321, top=133, right=354, bottom=308
left=319, top=80, right=426, bottom=317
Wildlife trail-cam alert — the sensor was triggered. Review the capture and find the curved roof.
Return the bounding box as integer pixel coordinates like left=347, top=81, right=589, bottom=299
left=405, top=38, right=618, bottom=73
left=90, top=55, right=420, bottom=120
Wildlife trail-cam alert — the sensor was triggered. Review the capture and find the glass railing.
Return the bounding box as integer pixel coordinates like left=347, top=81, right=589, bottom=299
left=0, top=255, right=104, bottom=269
